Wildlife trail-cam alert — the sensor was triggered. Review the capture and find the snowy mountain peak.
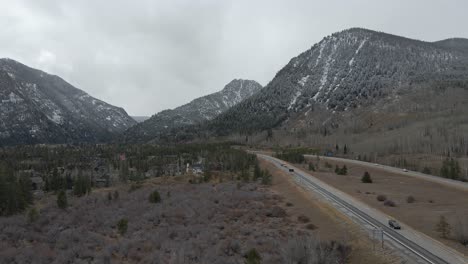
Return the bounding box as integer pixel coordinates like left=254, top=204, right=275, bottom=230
left=123, top=79, right=262, bottom=142
left=0, top=59, right=136, bottom=146
left=283, top=28, right=464, bottom=112
left=195, top=28, right=468, bottom=136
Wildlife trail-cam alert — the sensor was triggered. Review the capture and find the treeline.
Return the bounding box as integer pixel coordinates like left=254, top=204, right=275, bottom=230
left=0, top=142, right=262, bottom=216
left=440, top=158, right=461, bottom=180
left=0, top=162, right=32, bottom=216
left=274, top=148, right=317, bottom=163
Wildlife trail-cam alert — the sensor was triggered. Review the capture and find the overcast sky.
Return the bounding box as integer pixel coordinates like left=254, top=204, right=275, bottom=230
left=1, top=0, right=467, bottom=116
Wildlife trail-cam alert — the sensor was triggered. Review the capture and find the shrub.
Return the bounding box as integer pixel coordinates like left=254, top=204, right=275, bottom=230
left=149, top=190, right=161, bottom=203
left=266, top=206, right=286, bottom=217
left=128, top=183, right=142, bottom=192
left=406, top=196, right=415, bottom=203
left=376, top=195, right=387, bottom=202
left=286, top=202, right=294, bottom=207
left=308, top=163, right=315, bottom=171
left=203, top=170, right=212, bottom=182
left=361, top=172, right=372, bottom=183
left=117, top=218, right=128, bottom=236
left=422, top=167, right=431, bottom=174
left=383, top=200, right=396, bottom=207
left=244, top=248, right=261, bottom=264
left=57, top=190, right=68, bottom=209
left=113, top=190, right=119, bottom=200
left=298, top=215, right=310, bottom=223
left=305, top=223, right=317, bottom=230
left=335, top=165, right=347, bottom=175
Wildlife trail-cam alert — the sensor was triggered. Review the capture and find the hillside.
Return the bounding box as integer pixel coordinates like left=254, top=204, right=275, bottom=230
left=123, top=79, right=262, bottom=143
left=204, top=28, right=468, bottom=135
left=0, top=58, right=136, bottom=146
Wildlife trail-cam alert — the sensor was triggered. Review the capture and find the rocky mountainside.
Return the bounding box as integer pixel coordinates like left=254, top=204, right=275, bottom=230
left=201, top=28, right=468, bottom=136
left=0, top=58, right=136, bottom=146
left=123, top=79, right=262, bottom=142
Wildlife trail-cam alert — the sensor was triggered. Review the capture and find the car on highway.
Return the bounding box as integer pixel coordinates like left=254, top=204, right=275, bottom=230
left=289, top=168, right=294, bottom=172
left=403, top=169, right=408, bottom=172
left=388, top=220, right=401, bottom=229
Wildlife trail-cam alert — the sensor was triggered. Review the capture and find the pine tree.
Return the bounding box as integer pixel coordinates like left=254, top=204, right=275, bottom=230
left=27, top=207, right=39, bottom=223
left=149, top=190, right=161, bottom=203
left=117, top=218, right=128, bottom=236
left=308, top=163, right=315, bottom=171
left=241, top=170, right=250, bottom=182
left=253, top=163, right=262, bottom=181
left=57, top=190, right=68, bottom=209
left=341, top=165, right=347, bottom=175
left=435, top=215, right=451, bottom=238
left=18, top=174, right=33, bottom=207
left=261, top=170, right=272, bottom=185
left=73, top=171, right=91, bottom=197
left=361, top=171, right=372, bottom=183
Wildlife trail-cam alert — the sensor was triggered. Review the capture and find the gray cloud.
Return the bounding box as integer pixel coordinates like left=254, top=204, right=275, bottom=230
left=1, top=0, right=467, bottom=115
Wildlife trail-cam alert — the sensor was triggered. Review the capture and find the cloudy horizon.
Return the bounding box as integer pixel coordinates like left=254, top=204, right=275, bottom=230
left=1, top=0, right=467, bottom=116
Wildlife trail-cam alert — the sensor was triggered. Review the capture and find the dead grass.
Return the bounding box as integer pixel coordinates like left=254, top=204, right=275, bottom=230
left=306, top=157, right=468, bottom=256
left=259, top=158, right=402, bottom=264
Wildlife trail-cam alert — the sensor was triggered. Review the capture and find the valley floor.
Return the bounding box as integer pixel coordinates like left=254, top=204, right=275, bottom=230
left=0, top=173, right=361, bottom=264
left=299, top=156, right=468, bottom=257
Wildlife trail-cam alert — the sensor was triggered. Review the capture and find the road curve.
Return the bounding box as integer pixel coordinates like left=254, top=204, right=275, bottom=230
left=308, top=155, right=468, bottom=192
left=258, top=154, right=467, bottom=264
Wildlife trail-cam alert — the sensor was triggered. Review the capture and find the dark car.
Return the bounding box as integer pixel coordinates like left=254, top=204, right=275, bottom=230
left=289, top=168, right=294, bottom=172
left=388, top=220, right=401, bottom=229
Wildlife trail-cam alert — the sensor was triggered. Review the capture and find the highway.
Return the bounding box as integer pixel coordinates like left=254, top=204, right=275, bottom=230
left=259, top=154, right=467, bottom=264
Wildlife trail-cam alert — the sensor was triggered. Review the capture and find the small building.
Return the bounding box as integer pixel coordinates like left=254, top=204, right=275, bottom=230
left=31, top=176, right=44, bottom=191
left=192, top=164, right=204, bottom=174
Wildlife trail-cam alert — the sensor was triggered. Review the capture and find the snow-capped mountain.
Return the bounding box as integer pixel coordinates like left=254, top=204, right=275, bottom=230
left=0, top=58, right=136, bottom=146
left=202, top=28, right=468, bottom=135
left=123, top=79, right=262, bottom=142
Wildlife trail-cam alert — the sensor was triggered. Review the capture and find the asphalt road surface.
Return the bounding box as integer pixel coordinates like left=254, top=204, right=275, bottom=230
left=259, top=154, right=467, bottom=264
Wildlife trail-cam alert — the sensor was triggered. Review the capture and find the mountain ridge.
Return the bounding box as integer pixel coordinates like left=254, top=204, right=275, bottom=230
left=198, top=28, right=468, bottom=136
left=143, top=28, right=468, bottom=149
left=0, top=58, right=136, bottom=146
left=123, top=79, right=262, bottom=142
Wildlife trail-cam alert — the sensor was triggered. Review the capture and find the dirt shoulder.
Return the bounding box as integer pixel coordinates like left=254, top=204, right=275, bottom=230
left=259, top=158, right=402, bottom=264
left=301, top=156, right=468, bottom=257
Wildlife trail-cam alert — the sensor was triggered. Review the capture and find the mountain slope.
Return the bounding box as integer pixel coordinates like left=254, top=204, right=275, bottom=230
left=123, top=79, right=262, bottom=142
left=131, top=116, right=150, bottom=123
left=0, top=58, right=136, bottom=146
left=201, top=28, right=468, bottom=136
